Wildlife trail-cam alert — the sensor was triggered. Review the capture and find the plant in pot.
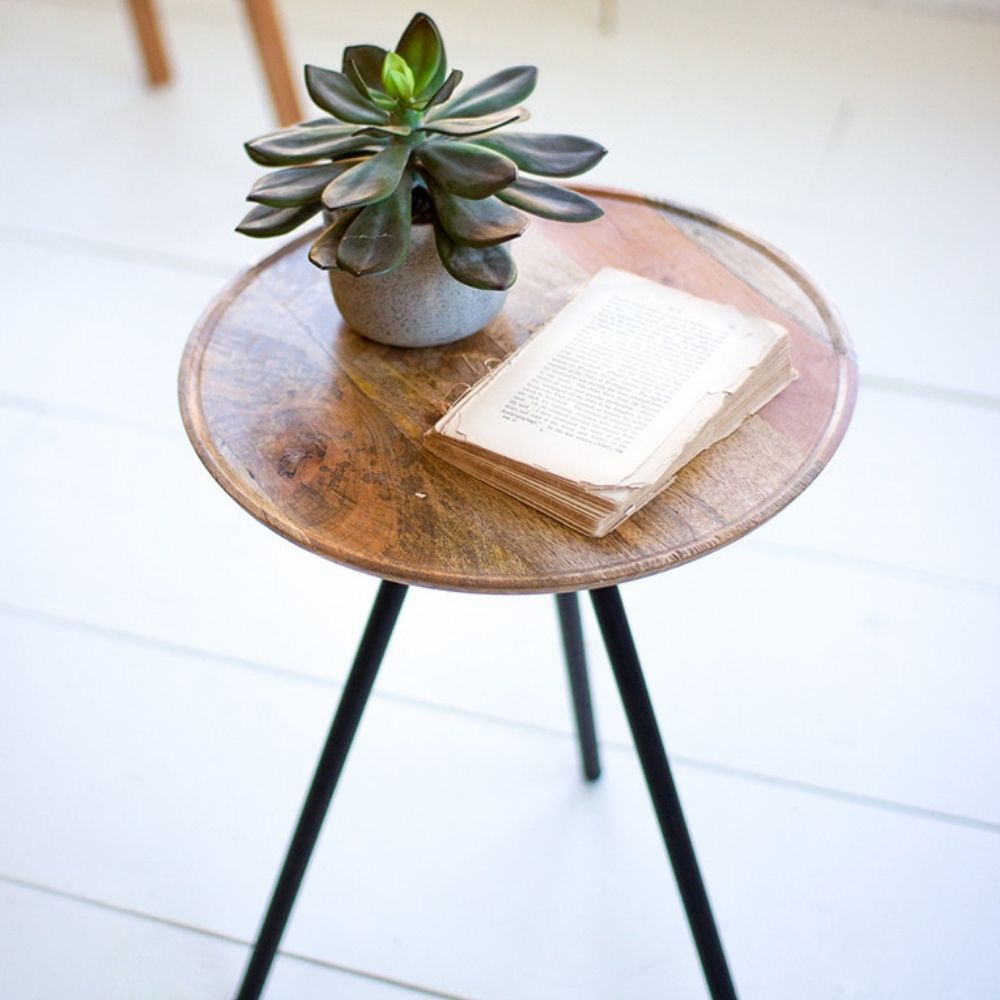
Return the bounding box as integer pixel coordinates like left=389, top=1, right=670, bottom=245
left=238, top=12, right=607, bottom=348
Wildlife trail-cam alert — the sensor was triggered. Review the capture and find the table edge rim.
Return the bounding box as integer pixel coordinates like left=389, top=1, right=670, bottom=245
left=178, top=187, right=859, bottom=594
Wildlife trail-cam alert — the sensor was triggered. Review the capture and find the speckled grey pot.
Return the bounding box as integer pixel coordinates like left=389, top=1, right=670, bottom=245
left=328, top=223, right=508, bottom=348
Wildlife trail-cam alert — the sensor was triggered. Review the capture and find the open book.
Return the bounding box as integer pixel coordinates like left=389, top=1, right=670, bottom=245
left=424, top=267, right=795, bottom=537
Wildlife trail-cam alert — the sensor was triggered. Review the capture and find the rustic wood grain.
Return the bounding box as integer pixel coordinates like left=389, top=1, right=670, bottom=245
left=179, top=188, right=857, bottom=594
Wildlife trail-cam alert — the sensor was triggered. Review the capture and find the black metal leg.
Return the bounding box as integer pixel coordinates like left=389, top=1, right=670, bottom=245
left=555, top=592, right=601, bottom=781
left=589, top=586, right=738, bottom=1000
left=235, top=580, right=408, bottom=1000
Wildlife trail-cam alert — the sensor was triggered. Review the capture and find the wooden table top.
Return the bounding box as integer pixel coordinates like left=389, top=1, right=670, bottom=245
left=179, top=187, right=857, bottom=594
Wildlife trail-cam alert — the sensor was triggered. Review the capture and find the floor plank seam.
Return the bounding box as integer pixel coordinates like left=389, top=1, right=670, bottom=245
left=3, top=600, right=998, bottom=836
left=0, top=224, right=235, bottom=279
left=0, top=872, right=472, bottom=1000
left=670, top=756, right=1000, bottom=835
left=746, top=539, right=1000, bottom=597
left=861, top=373, right=1000, bottom=412
left=0, top=391, right=176, bottom=437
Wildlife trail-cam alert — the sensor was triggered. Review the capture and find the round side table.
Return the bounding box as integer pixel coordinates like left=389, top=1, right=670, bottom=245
left=179, top=188, right=857, bottom=1000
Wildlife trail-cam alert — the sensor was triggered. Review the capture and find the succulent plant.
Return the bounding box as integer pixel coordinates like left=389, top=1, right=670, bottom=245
left=238, top=12, right=606, bottom=291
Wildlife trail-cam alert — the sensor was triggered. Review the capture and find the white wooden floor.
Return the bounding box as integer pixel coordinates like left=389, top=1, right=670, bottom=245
left=1, top=1, right=998, bottom=997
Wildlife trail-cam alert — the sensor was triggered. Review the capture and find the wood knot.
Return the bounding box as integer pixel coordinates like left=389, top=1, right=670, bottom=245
left=278, top=437, right=327, bottom=479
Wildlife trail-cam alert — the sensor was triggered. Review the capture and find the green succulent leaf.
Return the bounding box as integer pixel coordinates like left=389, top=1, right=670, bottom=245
left=353, top=124, right=413, bottom=139
left=422, top=69, right=463, bottom=112
left=239, top=14, right=605, bottom=282
left=417, top=142, right=517, bottom=199
left=236, top=202, right=321, bottom=238
left=245, top=123, right=362, bottom=165
left=420, top=107, right=528, bottom=138
left=342, top=44, right=388, bottom=92
left=428, top=184, right=528, bottom=248
left=309, top=208, right=363, bottom=269
left=321, top=142, right=412, bottom=211
left=381, top=52, right=416, bottom=103
left=471, top=133, right=607, bottom=178
left=345, top=59, right=394, bottom=109
left=496, top=178, right=603, bottom=222
left=396, top=13, right=447, bottom=97
left=305, top=65, right=390, bottom=125
left=248, top=161, right=361, bottom=207
left=434, top=226, right=517, bottom=291
left=429, top=65, right=537, bottom=122
left=336, top=174, right=413, bottom=276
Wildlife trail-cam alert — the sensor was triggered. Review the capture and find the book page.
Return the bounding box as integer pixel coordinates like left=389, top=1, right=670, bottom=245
left=432, top=268, right=786, bottom=488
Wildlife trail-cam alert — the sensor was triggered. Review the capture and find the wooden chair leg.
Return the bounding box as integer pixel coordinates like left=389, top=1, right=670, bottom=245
left=125, top=0, right=171, bottom=86
left=242, top=0, right=303, bottom=126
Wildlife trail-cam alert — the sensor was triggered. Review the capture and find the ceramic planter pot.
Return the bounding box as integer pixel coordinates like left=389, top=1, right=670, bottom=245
left=328, top=223, right=508, bottom=349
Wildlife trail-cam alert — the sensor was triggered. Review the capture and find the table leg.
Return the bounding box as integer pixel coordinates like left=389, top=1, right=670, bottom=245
left=589, top=585, right=738, bottom=1000
left=555, top=593, right=601, bottom=781
left=241, top=0, right=302, bottom=126
left=235, top=579, right=408, bottom=1000
left=124, top=0, right=171, bottom=86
